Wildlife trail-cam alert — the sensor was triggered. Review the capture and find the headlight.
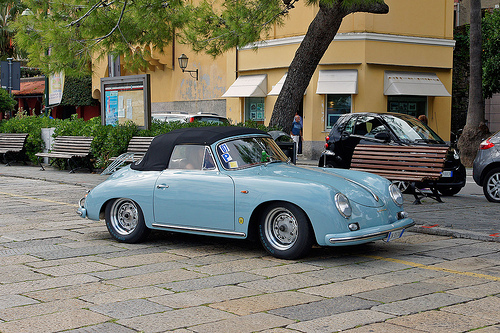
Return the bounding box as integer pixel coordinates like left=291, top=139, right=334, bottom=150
left=79, top=190, right=90, bottom=208
left=335, top=193, right=352, bottom=218
left=450, top=147, right=460, bottom=160
left=389, top=184, right=404, bottom=207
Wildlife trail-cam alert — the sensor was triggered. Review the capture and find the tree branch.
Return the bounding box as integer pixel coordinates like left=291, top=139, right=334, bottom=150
left=343, top=0, right=389, bottom=15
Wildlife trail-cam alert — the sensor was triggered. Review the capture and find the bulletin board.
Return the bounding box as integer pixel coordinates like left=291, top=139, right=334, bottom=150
left=100, top=74, right=151, bottom=130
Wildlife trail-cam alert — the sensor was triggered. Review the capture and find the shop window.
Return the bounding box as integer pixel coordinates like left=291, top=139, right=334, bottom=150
left=245, top=97, right=265, bottom=124
left=326, top=94, right=351, bottom=130
left=387, top=96, right=427, bottom=118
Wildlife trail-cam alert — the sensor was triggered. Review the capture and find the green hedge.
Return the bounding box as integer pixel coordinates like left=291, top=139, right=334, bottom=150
left=0, top=113, right=278, bottom=170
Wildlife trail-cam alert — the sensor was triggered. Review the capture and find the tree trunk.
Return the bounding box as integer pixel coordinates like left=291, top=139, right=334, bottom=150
left=270, top=1, right=389, bottom=133
left=457, top=0, right=489, bottom=166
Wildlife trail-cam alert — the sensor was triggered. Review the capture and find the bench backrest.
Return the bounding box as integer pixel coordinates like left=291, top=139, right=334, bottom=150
left=126, top=136, right=154, bottom=155
left=51, top=136, right=94, bottom=155
left=0, top=133, right=29, bottom=151
left=351, top=144, right=448, bottom=182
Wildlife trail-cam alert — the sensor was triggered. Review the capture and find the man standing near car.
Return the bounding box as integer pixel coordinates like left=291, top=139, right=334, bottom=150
left=290, top=115, right=302, bottom=159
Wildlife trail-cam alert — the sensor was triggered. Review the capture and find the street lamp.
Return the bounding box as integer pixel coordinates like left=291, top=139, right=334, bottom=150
left=177, top=54, right=198, bottom=81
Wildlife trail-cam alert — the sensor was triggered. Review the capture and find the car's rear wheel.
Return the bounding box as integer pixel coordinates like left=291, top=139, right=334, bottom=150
left=483, top=168, right=500, bottom=203
left=105, top=198, right=149, bottom=243
left=258, top=203, right=313, bottom=259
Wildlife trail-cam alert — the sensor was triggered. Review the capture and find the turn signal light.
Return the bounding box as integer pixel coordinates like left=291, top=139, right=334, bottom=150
left=480, top=139, right=494, bottom=150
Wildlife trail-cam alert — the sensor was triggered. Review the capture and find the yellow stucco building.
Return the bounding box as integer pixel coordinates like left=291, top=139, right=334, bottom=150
left=92, top=0, right=455, bottom=159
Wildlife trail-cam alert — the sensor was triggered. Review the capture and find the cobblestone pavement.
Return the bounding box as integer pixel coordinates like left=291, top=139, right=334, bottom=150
left=0, top=174, right=499, bottom=332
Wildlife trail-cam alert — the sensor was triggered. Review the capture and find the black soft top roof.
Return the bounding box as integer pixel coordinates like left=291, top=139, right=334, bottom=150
left=131, top=126, right=269, bottom=171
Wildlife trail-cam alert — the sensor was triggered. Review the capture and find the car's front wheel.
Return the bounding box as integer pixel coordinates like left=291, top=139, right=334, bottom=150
left=105, top=198, right=150, bottom=243
left=258, top=203, right=313, bottom=259
left=483, top=168, right=500, bottom=203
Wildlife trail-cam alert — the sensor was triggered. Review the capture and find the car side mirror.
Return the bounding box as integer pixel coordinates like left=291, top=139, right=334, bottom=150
left=374, top=132, right=391, bottom=142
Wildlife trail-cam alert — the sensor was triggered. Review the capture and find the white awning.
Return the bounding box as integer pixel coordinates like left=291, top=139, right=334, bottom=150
left=222, top=74, right=267, bottom=98
left=384, top=71, right=451, bottom=97
left=316, top=70, right=358, bottom=94
left=268, top=74, right=287, bottom=96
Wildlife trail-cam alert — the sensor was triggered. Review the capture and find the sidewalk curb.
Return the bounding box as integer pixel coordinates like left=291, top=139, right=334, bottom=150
left=411, top=225, right=500, bottom=243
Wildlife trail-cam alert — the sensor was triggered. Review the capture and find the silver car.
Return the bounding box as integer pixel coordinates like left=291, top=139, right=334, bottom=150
left=473, top=130, right=500, bottom=202
left=152, top=112, right=229, bottom=124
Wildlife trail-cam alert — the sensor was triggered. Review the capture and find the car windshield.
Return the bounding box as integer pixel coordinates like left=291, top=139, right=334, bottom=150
left=216, top=136, right=288, bottom=170
left=194, top=116, right=228, bottom=124
left=382, top=115, right=445, bottom=144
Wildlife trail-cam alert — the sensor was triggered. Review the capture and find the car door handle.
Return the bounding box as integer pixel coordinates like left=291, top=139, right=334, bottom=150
left=156, top=184, right=169, bottom=189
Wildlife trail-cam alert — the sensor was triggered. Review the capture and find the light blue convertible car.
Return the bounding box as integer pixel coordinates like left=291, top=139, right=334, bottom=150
left=77, top=127, right=414, bottom=259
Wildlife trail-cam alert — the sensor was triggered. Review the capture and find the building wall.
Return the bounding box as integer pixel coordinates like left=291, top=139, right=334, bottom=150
left=92, top=0, right=455, bottom=159
left=226, top=0, right=455, bottom=158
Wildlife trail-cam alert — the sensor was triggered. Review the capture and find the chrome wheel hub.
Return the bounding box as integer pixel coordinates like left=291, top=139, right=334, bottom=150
left=111, top=199, right=139, bottom=235
left=487, top=173, right=500, bottom=200
left=265, top=208, right=298, bottom=250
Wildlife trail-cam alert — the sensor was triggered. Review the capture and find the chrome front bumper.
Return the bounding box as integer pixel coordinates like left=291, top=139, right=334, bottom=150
left=327, top=218, right=415, bottom=245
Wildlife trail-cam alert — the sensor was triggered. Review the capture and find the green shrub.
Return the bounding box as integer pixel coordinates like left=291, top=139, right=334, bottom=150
left=0, top=114, right=280, bottom=170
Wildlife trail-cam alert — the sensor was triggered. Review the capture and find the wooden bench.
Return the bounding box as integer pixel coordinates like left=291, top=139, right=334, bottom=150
left=36, top=136, right=94, bottom=173
left=350, top=144, right=449, bottom=204
left=0, top=133, right=29, bottom=166
left=101, top=136, right=154, bottom=175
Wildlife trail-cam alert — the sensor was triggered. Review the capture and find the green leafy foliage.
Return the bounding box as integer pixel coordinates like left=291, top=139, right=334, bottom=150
left=451, top=9, right=500, bottom=133
left=13, top=0, right=191, bottom=76
left=0, top=114, right=279, bottom=170
left=0, top=110, right=59, bottom=161
left=482, top=9, right=500, bottom=99
left=0, top=87, right=16, bottom=112
left=60, top=76, right=98, bottom=106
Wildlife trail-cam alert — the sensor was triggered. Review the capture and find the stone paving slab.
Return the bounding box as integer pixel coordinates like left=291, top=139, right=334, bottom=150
left=79, top=286, right=172, bottom=305
left=0, top=298, right=90, bottom=321
left=268, top=296, right=379, bottom=321
left=0, top=309, right=110, bottom=333
left=150, top=285, right=261, bottom=309
left=209, top=291, right=323, bottom=316
left=442, top=296, right=500, bottom=321
left=287, top=309, right=395, bottom=332
left=159, top=271, right=263, bottom=292
left=372, top=293, right=472, bottom=316
left=353, top=281, right=448, bottom=303
left=117, top=306, right=236, bottom=332
left=89, top=298, right=172, bottom=319
left=387, top=310, right=498, bottom=333
left=190, top=313, right=295, bottom=333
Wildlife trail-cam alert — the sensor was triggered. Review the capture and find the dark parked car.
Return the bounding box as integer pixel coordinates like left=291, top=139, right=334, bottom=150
left=473, top=130, right=500, bottom=202
left=319, top=112, right=466, bottom=196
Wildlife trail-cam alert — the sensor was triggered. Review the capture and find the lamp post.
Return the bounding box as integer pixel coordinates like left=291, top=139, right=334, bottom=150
left=177, top=54, right=198, bottom=81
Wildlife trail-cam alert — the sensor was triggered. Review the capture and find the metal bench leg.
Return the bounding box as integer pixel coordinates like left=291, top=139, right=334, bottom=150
left=429, top=186, right=443, bottom=203
left=68, top=158, right=76, bottom=173
left=37, top=156, right=46, bottom=171
left=410, top=183, right=423, bottom=205
left=5, top=152, right=12, bottom=166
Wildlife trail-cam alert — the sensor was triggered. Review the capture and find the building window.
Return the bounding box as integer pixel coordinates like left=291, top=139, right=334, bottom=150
left=387, top=95, right=427, bottom=118
left=326, top=94, right=351, bottom=130
left=245, top=97, right=265, bottom=123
